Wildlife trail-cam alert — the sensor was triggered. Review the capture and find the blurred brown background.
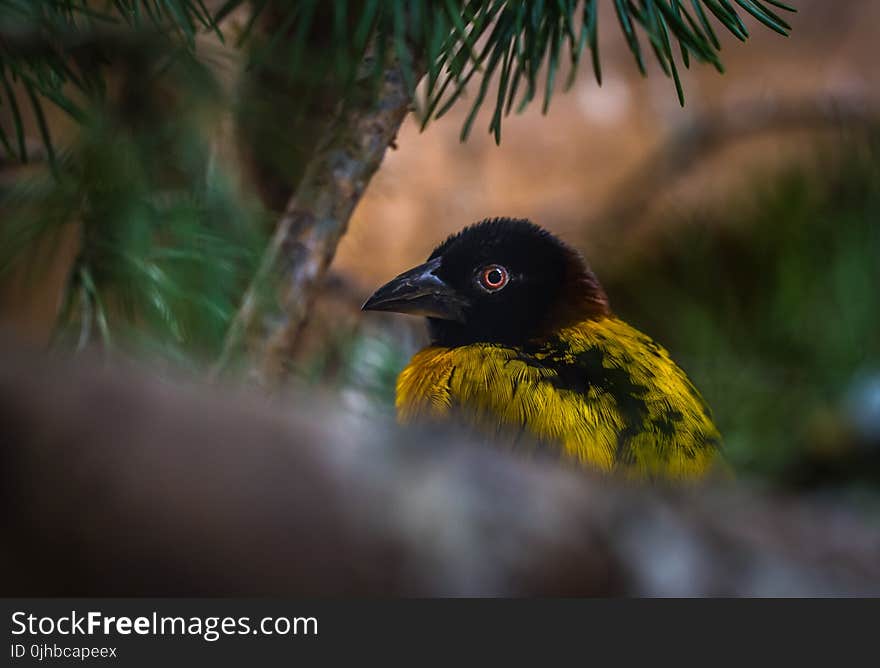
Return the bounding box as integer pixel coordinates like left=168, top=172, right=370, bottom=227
left=336, top=0, right=876, bottom=288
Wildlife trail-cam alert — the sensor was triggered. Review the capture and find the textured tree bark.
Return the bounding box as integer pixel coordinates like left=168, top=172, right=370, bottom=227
left=216, top=47, right=421, bottom=387
left=3, top=340, right=880, bottom=596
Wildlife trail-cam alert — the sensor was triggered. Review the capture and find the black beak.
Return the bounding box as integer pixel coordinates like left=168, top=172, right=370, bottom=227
left=362, top=256, right=468, bottom=321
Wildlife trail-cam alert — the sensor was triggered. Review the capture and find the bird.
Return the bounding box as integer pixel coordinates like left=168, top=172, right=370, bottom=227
left=362, top=218, right=721, bottom=479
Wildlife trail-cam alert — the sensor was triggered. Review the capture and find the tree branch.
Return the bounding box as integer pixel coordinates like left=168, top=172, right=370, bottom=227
left=215, top=47, right=420, bottom=387
left=3, top=337, right=879, bottom=596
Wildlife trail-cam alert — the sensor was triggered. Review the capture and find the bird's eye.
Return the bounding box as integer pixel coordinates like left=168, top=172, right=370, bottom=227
left=478, top=264, right=509, bottom=292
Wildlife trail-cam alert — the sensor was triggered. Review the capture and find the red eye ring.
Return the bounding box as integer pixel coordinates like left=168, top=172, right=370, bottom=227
left=479, top=264, right=509, bottom=291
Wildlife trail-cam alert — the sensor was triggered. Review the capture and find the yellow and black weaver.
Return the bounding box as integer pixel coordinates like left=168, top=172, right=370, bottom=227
left=363, top=218, right=720, bottom=479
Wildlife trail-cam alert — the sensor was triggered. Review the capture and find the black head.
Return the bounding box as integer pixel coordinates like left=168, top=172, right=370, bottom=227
left=362, top=218, right=609, bottom=347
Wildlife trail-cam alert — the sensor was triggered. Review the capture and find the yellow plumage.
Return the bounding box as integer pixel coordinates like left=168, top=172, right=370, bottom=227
left=396, top=317, right=720, bottom=479
left=363, top=218, right=721, bottom=479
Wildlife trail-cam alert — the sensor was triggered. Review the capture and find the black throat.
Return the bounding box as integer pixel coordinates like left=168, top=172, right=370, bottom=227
left=425, top=219, right=609, bottom=347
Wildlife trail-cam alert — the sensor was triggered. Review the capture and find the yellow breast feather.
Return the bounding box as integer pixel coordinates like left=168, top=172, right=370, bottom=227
left=396, top=317, right=720, bottom=478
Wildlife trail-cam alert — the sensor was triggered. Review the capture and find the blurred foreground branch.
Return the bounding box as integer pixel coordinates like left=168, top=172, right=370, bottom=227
left=2, top=336, right=879, bottom=596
